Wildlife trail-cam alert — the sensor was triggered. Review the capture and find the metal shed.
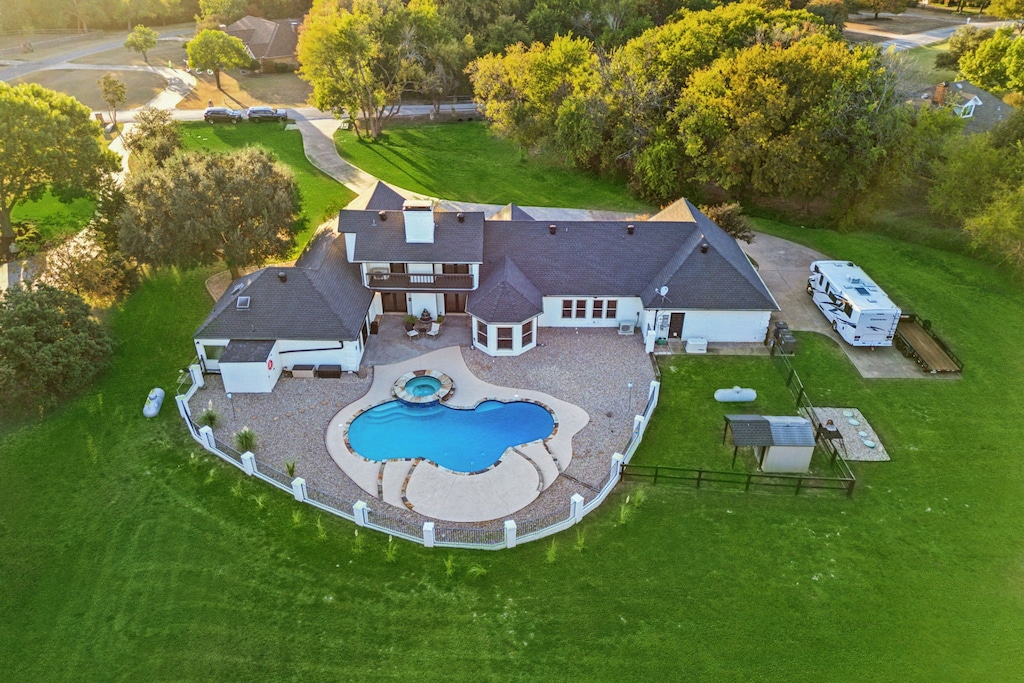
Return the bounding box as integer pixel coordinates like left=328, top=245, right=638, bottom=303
left=724, top=415, right=816, bottom=473
left=219, top=340, right=281, bottom=394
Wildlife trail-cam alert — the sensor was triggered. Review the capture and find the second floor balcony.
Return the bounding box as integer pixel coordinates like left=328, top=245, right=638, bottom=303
left=366, top=271, right=475, bottom=291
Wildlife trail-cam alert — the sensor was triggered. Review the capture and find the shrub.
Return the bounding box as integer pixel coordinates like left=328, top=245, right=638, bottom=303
left=234, top=426, right=257, bottom=452
left=699, top=202, right=755, bottom=243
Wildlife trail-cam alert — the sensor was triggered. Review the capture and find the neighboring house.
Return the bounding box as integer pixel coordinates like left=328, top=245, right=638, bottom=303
left=194, top=183, right=779, bottom=393
left=223, top=15, right=300, bottom=69
left=913, top=81, right=1010, bottom=134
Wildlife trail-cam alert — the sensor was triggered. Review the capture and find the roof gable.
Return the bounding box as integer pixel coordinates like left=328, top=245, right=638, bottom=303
left=466, top=256, right=544, bottom=323
left=346, top=181, right=407, bottom=211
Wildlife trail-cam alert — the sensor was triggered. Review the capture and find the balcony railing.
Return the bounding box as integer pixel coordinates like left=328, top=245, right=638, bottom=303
left=366, top=271, right=474, bottom=290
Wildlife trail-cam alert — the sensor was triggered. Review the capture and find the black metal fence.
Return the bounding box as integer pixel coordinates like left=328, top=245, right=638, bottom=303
left=622, top=463, right=855, bottom=497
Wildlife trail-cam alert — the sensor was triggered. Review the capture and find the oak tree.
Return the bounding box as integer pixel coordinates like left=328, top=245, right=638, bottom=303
left=124, top=23, right=158, bottom=62
left=98, top=73, right=127, bottom=126
left=187, top=28, right=250, bottom=89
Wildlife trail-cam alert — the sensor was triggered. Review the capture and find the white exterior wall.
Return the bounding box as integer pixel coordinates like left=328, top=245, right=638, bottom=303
left=644, top=310, right=770, bottom=343
left=221, top=361, right=280, bottom=394
left=195, top=338, right=231, bottom=372
left=472, top=317, right=539, bottom=357
left=538, top=296, right=644, bottom=328
left=761, top=445, right=814, bottom=474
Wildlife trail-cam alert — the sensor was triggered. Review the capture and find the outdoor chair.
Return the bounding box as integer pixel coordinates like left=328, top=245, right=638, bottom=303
left=426, top=322, right=441, bottom=338
left=406, top=329, right=420, bottom=340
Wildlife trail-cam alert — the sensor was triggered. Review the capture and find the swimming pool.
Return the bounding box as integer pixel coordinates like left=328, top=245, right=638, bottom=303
left=347, top=400, right=555, bottom=473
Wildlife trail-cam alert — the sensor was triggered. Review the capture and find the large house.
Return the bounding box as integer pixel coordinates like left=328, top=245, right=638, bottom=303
left=223, top=15, right=300, bottom=69
left=194, top=184, right=778, bottom=393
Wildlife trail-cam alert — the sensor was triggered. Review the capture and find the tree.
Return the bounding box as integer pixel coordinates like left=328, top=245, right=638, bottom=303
left=0, top=283, right=114, bottom=415
left=97, top=73, right=127, bottom=126
left=0, top=83, right=119, bottom=254
left=38, top=229, right=137, bottom=304
left=934, top=25, right=995, bottom=71
left=124, top=24, right=158, bottom=62
left=117, top=148, right=299, bottom=279
left=122, top=105, right=181, bottom=166
left=196, top=0, right=246, bottom=30
left=928, top=134, right=1014, bottom=224
left=671, top=36, right=908, bottom=205
left=187, top=28, right=250, bottom=90
left=857, top=0, right=914, bottom=20
left=805, top=0, right=850, bottom=30
left=297, top=0, right=437, bottom=139
left=988, top=0, right=1024, bottom=33
left=699, top=203, right=755, bottom=243
left=959, top=28, right=1014, bottom=90
left=963, top=182, right=1024, bottom=267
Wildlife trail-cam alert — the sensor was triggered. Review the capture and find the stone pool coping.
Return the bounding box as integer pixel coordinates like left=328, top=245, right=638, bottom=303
left=324, top=346, right=590, bottom=523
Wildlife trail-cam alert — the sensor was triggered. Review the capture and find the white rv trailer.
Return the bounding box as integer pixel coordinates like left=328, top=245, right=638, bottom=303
left=807, top=261, right=901, bottom=347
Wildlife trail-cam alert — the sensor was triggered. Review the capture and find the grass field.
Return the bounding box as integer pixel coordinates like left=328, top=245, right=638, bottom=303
left=899, top=41, right=958, bottom=91
left=70, top=38, right=190, bottom=67
left=177, top=71, right=313, bottom=111
left=10, top=68, right=166, bottom=111
left=10, top=192, right=95, bottom=243
left=335, top=121, right=653, bottom=212
left=179, top=122, right=355, bottom=252
left=2, top=207, right=1023, bottom=678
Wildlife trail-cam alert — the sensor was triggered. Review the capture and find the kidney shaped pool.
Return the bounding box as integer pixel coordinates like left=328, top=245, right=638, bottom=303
left=347, top=399, right=554, bottom=473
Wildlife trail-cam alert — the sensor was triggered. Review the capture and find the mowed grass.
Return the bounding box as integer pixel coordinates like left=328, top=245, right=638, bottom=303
left=10, top=68, right=166, bottom=110
left=335, top=121, right=653, bottom=212
left=10, top=192, right=95, bottom=242
left=180, top=121, right=355, bottom=252
left=899, top=41, right=958, bottom=91
left=2, top=219, right=1024, bottom=677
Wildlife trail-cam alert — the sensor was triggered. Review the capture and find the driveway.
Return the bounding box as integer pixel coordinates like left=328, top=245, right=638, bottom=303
left=743, top=233, right=955, bottom=380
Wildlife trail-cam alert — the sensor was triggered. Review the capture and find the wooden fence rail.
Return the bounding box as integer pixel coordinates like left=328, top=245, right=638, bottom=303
left=622, top=463, right=855, bottom=498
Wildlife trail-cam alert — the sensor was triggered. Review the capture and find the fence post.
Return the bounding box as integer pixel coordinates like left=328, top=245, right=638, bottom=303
left=611, top=452, right=624, bottom=482
left=745, top=472, right=752, bottom=492
left=198, top=425, right=217, bottom=452
left=795, top=385, right=806, bottom=408
left=570, top=493, right=585, bottom=523
left=241, top=451, right=256, bottom=476
left=423, top=521, right=435, bottom=548
left=189, top=364, right=204, bottom=389
left=353, top=501, right=368, bottom=527
left=291, top=477, right=307, bottom=502
left=176, top=394, right=191, bottom=420
left=653, top=466, right=659, bottom=485
left=846, top=479, right=855, bottom=498
left=504, top=520, right=517, bottom=548
left=795, top=477, right=803, bottom=496
left=696, top=468, right=704, bottom=489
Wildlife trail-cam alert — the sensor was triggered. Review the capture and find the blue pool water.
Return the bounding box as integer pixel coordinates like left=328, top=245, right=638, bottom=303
left=348, top=400, right=554, bottom=473
left=406, top=376, right=441, bottom=396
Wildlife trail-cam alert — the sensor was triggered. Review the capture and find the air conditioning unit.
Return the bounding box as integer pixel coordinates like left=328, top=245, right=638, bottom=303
left=369, top=267, right=388, bottom=274
left=618, top=322, right=635, bottom=335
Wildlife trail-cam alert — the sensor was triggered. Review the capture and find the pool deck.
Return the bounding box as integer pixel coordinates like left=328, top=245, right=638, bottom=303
left=325, top=347, right=590, bottom=522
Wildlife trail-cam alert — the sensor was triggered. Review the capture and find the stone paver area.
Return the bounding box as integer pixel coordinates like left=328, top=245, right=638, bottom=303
left=192, top=322, right=654, bottom=528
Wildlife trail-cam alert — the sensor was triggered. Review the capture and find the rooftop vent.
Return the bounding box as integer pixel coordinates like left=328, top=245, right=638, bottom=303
left=627, top=224, right=635, bottom=235
left=236, top=296, right=251, bottom=310
left=278, top=271, right=287, bottom=283
left=230, top=282, right=245, bottom=296
left=457, top=212, right=465, bottom=223
left=700, top=242, right=709, bottom=254
left=378, top=211, right=387, bottom=221
left=549, top=224, right=557, bottom=235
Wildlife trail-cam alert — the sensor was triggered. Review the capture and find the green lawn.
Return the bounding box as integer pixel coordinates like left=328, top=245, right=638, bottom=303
left=900, top=41, right=958, bottom=91
left=2, top=217, right=1023, bottom=678
left=180, top=122, right=355, bottom=254
left=335, top=121, right=653, bottom=212
left=10, top=192, right=95, bottom=243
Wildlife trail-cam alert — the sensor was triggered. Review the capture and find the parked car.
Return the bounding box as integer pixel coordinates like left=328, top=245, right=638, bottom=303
left=204, top=107, right=242, bottom=124
left=246, top=106, right=289, bottom=123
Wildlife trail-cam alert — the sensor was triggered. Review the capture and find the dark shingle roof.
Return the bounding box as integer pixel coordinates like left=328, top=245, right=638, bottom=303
left=726, top=415, right=815, bottom=447
left=488, top=203, right=535, bottom=221
left=224, top=16, right=299, bottom=61
left=194, top=230, right=372, bottom=341
left=466, top=256, right=544, bottom=323
left=476, top=204, right=777, bottom=311
left=342, top=210, right=485, bottom=263
left=220, top=339, right=275, bottom=363
left=345, top=181, right=407, bottom=211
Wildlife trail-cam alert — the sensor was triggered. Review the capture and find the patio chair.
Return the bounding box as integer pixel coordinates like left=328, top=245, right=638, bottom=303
left=406, top=328, right=420, bottom=340
left=426, top=322, right=441, bottom=338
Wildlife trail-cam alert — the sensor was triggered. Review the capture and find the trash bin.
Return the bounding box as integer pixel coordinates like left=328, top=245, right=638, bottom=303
left=778, top=332, right=797, bottom=355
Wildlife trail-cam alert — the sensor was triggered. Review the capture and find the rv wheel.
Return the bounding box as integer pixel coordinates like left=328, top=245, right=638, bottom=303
left=806, top=285, right=813, bottom=295
left=831, top=320, right=838, bottom=331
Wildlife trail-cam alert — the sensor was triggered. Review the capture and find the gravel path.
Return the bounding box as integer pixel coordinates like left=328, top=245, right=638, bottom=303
left=190, top=325, right=655, bottom=531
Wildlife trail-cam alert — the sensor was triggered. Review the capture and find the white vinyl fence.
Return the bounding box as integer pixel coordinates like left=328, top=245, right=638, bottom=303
left=176, top=364, right=660, bottom=550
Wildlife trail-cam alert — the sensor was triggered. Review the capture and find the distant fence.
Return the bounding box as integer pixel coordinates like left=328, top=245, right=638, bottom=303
left=622, top=346, right=855, bottom=497
left=175, top=363, right=661, bottom=550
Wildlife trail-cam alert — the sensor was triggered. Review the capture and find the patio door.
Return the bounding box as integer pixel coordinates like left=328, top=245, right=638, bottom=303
left=668, top=312, right=685, bottom=339
left=444, top=292, right=467, bottom=313
left=381, top=292, right=405, bottom=312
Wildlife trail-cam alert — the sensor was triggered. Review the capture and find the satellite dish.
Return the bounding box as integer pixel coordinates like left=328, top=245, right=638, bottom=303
left=658, top=286, right=669, bottom=297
